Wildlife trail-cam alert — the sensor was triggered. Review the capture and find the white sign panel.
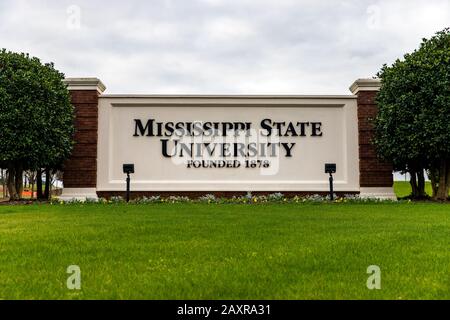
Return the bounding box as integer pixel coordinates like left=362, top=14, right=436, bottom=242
left=97, top=96, right=359, bottom=192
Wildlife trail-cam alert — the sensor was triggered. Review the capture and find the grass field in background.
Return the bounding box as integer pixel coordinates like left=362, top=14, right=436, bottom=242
left=393, top=181, right=436, bottom=198
left=0, top=202, right=449, bottom=299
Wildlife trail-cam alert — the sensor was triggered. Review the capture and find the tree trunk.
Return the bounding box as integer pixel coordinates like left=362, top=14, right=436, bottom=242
left=30, top=171, right=35, bottom=199
left=428, top=168, right=439, bottom=198
left=31, top=181, right=35, bottom=199
left=5, top=170, right=9, bottom=198
left=1, top=169, right=5, bottom=198
left=4, top=169, right=8, bottom=198
left=417, top=169, right=426, bottom=198
left=409, top=170, right=418, bottom=198
left=14, top=163, right=23, bottom=199
left=36, top=169, right=44, bottom=200
left=7, top=164, right=19, bottom=200
left=435, top=159, right=449, bottom=201
left=446, top=160, right=450, bottom=200
left=44, top=168, right=50, bottom=200
left=49, top=171, right=53, bottom=197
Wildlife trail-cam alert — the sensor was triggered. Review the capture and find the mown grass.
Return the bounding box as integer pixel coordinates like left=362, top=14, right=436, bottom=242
left=0, top=202, right=449, bottom=300
left=394, top=181, right=436, bottom=198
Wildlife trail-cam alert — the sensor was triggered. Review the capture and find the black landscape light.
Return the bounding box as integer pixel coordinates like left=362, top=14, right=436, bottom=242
left=122, top=164, right=135, bottom=202
left=325, top=163, right=336, bottom=201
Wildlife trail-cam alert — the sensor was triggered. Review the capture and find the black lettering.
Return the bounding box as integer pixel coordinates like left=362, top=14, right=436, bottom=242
left=285, top=122, right=298, bottom=137
left=161, top=139, right=177, bottom=157
left=273, top=122, right=285, bottom=136
left=311, top=122, right=323, bottom=136
left=260, top=119, right=272, bottom=136
left=296, top=122, right=310, bottom=136
left=281, top=143, right=295, bottom=157
left=133, top=119, right=154, bottom=136
left=164, top=122, right=174, bottom=137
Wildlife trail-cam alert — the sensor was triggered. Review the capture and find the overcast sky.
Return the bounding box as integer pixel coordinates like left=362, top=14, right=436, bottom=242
left=0, top=0, right=449, bottom=94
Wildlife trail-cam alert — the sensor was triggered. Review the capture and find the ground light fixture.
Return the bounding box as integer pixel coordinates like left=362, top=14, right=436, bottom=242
left=325, top=163, right=336, bottom=201
left=122, top=163, right=135, bottom=202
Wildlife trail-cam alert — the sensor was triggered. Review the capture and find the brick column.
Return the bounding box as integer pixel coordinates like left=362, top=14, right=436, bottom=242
left=350, top=79, right=395, bottom=199
left=60, top=78, right=106, bottom=200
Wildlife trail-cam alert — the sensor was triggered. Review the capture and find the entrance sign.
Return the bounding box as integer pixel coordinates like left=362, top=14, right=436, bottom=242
left=96, top=96, right=359, bottom=192
left=60, top=78, right=395, bottom=200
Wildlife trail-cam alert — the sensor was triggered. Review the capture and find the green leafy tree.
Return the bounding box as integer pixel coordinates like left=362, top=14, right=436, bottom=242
left=0, top=50, right=74, bottom=200
left=374, top=28, right=450, bottom=200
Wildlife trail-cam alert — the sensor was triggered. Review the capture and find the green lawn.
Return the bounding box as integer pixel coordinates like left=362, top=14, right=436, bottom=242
left=394, top=181, right=436, bottom=198
left=0, top=202, right=449, bottom=300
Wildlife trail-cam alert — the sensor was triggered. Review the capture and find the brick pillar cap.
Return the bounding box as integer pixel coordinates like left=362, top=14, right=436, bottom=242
left=64, top=78, right=106, bottom=94
left=349, top=78, right=381, bottom=94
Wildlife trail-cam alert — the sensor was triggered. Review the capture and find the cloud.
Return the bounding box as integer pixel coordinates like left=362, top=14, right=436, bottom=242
left=0, top=0, right=449, bottom=94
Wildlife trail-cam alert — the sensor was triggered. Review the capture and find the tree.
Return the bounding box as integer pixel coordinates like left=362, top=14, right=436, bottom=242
left=374, top=28, right=450, bottom=200
left=0, top=50, right=75, bottom=200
